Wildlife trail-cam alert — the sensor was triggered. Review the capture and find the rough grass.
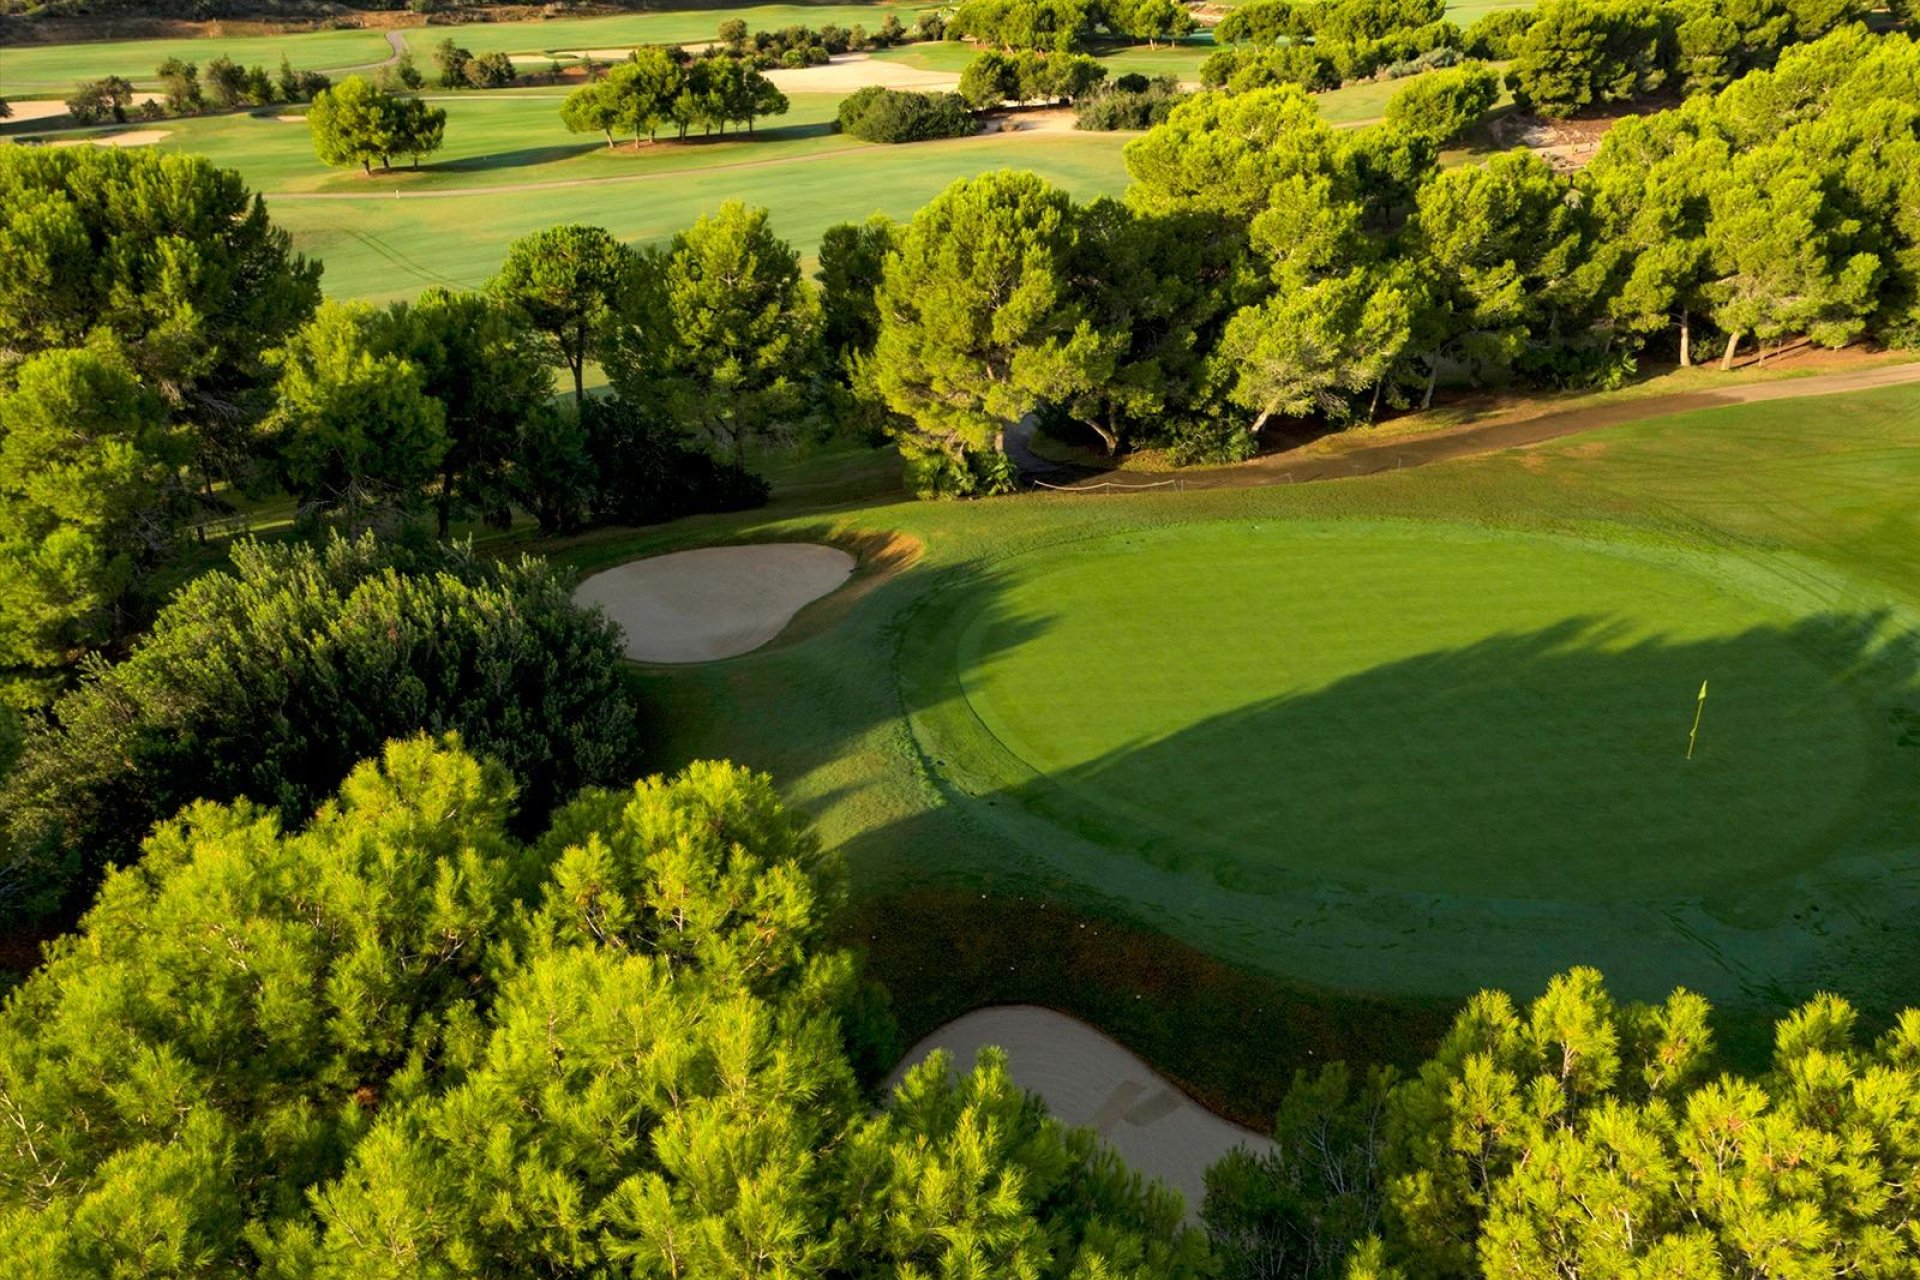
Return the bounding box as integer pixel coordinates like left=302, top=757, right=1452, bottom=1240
left=528, top=381, right=1920, bottom=1122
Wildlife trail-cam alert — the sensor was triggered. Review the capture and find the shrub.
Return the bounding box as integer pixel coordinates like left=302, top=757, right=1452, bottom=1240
left=837, top=85, right=977, bottom=141
left=0, top=534, right=639, bottom=922
left=1075, top=75, right=1188, bottom=128
left=1465, top=4, right=1538, bottom=57
left=1384, top=61, right=1501, bottom=143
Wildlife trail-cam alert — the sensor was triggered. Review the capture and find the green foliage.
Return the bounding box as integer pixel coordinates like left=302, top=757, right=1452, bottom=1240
left=0, top=349, right=180, bottom=699
left=0, top=738, right=524, bottom=1269
left=959, top=48, right=1108, bottom=108
left=262, top=301, right=449, bottom=527
left=1205, top=1063, right=1396, bottom=1279
left=871, top=170, right=1111, bottom=495
left=0, top=737, right=1207, bottom=1275
left=835, top=85, right=978, bottom=142
left=1075, top=75, right=1189, bottom=130
left=559, top=51, right=788, bottom=147
left=63, top=75, right=133, bottom=125
left=1464, top=6, right=1538, bottom=57
left=1207, top=968, right=1920, bottom=1279
left=1408, top=149, right=1608, bottom=391
left=1504, top=0, right=1674, bottom=118
left=631, top=201, right=822, bottom=464
left=487, top=223, right=648, bottom=409
left=949, top=0, right=1104, bottom=51
left=399, top=286, right=553, bottom=535
left=1124, top=86, right=1344, bottom=221
left=0, top=144, right=319, bottom=491
left=1202, top=44, right=1344, bottom=93
left=1383, top=62, right=1502, bottom=144
left=0, top=535, right=636, bottom=920
left=306, top=74, right=447, bottom=172
left=818, top=215, right=902, bottom=364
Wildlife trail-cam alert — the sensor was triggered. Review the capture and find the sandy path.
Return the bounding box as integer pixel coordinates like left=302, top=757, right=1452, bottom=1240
left=1036, top=359, right=1920, bottom=492
left=888, top=1005, right=1272, bottom=1217
left=574, top=542, right=853, bottom=663
left=765, top=52, right=961, bottom=93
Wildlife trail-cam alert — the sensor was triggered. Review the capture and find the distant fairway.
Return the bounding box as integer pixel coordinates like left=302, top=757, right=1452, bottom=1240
left=946, top=522, right=1877, bottom=901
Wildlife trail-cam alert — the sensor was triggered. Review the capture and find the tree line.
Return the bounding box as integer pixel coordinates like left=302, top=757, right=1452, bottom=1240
left=1213, top=0, right=1898, bottom=114
left=0, top=148, right=787, bottom=721
left=825, top=25, right=1920, bottom=493
left=560, top=48, right=790, bottom=146
left=947, top=0, right=1199, bottom=51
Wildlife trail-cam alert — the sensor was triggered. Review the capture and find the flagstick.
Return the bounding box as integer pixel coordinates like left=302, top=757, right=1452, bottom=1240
left=1686, top=680, right=1709, bottom=760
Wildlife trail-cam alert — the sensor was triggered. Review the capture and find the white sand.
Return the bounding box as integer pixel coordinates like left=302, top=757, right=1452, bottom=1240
left=765, top=52, right=961, bottom=93
left=574, top=542, right=854, bottom=663
left=51, top=129, right=171, bottom=148
left=887, top=1005, right=1274, bottom=1217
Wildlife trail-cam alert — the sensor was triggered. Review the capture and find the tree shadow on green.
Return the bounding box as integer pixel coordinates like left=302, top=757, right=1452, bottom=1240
left=1005, top=610, right=1916, bottom=905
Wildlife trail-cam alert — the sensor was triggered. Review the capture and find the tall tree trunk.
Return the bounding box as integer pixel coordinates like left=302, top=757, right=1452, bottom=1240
left=1422, top=351, right=1440, bottom=410
left=1720, top=329, right=1740, bottom=371
left=438, top=454, right=454, bottom=539
left=1368, top=376, right=1384, bottom=423
left=1250, top=408, right=1272, bottom=436
left=1678, top=308, right=1691, bottom=368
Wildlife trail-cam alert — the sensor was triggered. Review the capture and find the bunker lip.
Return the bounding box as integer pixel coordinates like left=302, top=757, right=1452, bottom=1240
left=574, top=541, right=854, bottom=664
left=887, top=1004, right=1272, bottom=1217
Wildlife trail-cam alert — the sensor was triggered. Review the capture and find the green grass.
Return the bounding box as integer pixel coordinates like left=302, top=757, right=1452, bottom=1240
left=945, top=522, right=1881, bottom=901
left=527, top=380, right=1920, bottom=1121
left=395, top=5, right=937, bottom=59
left=0, top=28, right=395, bottom=98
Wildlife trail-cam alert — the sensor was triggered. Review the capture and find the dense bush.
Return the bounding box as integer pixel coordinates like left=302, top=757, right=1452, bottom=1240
left=1383, top=60, right=1502, bottom=142
left=836, top=84, right=978, bottom=141
left=1205, top=968, right=1920, bottom=1279
left=578, top=396, right=773, bottom=524
left=1463, top=4, right=1538, bottom=56
left=1202, top=44, right=1343, bottom=92
left=0, top=534, right=638, bottom=921
left=959, top=48, right=1108, bottom=106
left=1076, top=74, right=1189, bottom=128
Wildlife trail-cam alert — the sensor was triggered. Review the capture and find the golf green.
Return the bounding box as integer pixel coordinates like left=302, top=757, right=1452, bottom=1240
left=943, top=521, right=1878, bottom=902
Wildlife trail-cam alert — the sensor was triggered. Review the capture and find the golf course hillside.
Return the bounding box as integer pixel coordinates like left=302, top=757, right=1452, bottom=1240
left=596, top=376, right=1920, bottom=1117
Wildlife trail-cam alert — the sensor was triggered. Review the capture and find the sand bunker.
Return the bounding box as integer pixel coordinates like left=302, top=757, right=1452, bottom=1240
left=887, top=1006, right=1273, bottom=1216
left=765, top=52, right=961, bottom=93
left=575, top=542, right=854, bottom=663
left=52, top=129, right=170, bottom=148
left=8, top=94, right=161, bottom=122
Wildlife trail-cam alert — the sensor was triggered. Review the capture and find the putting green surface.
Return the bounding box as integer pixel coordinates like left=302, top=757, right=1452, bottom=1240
left=947, top=522, right=1874, bottom=901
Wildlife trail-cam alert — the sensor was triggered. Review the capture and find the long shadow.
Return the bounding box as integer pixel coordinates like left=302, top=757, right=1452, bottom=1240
left=1014, top=612, right=1917, bottom=907
left=847, top=594, right=1920, bottom=1119
left=437, top=141, right=606, bottom=173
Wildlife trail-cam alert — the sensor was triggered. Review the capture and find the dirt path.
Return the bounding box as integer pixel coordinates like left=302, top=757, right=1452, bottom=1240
left=1034, top=360, right=1920, bottom=493
left=888, top=1005, right=1271, bottom=1217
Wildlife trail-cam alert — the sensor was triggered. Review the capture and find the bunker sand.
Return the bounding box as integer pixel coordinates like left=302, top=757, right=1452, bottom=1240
left=887, top=1005, right=1272, bottom=1215
left=575, top=542, right=854, bottom=663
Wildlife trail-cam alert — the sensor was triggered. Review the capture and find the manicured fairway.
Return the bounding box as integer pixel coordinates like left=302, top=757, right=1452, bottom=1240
left=261, top=128, right=1132, bottom=300
left=0, top=28, right=394, bottom=97
left=948, top=522, right=1874, bottom=901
